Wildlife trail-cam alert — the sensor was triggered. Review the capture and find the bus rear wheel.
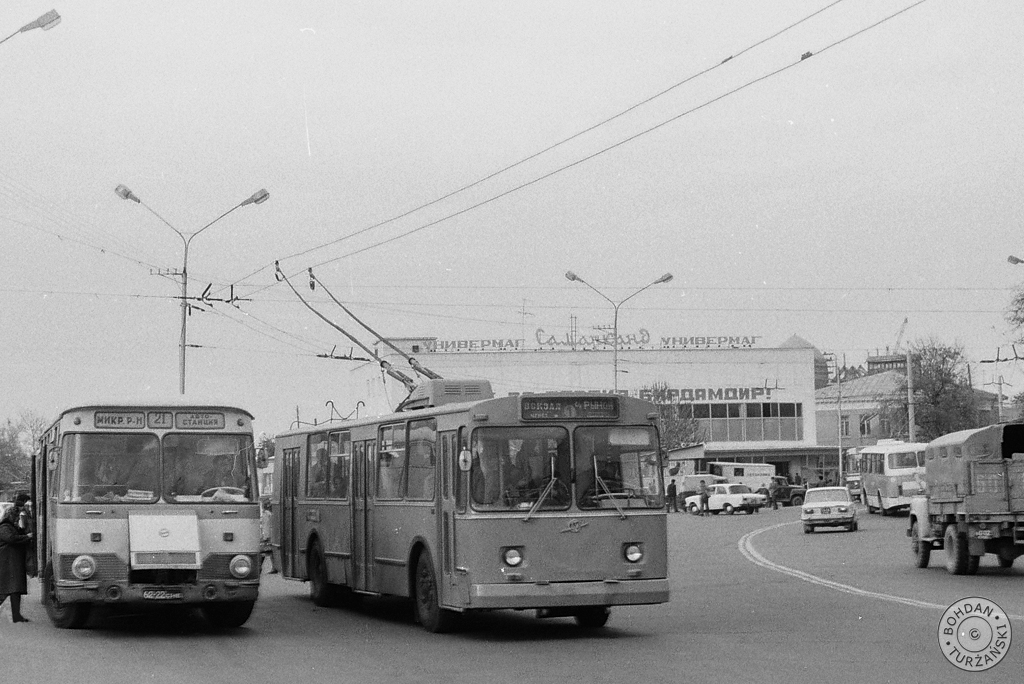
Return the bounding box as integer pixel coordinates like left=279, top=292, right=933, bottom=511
left=414, top=550, right=456, bottom=633
left=202, top=600, right=255, bottom=629
left=43, top=562, right=91, bottom=629
left=574, top=606, right=610, bottom=628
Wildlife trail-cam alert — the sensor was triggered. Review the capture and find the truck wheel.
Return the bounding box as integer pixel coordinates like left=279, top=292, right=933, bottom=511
left=911, top=521, right=930, bottom=568
left=944, top=526, right=969, bottom=575
left=966, top=555, right=980, bottom=575
left=790, top=495, right=803, bottom=507
left=998, top=556, right=1015, bottom=569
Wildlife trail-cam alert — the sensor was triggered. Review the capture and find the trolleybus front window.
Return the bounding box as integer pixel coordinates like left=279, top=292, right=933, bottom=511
left=576, top=426, right=663, bottom=510
left=470, top=427, right=570, bottom=510
left=60, top=433, right=160, bottom=503
left=163, top=434, right=256, bottom=502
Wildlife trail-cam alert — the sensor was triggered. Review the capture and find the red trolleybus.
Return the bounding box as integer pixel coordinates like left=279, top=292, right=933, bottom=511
left=33, top=403, right=262, bottom=629
left=272, top=380, right=669, bottom=632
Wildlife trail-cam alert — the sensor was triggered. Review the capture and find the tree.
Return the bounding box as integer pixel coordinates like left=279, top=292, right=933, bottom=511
left=641, top=382, right=705, bottom=450
left=0, top=419, right=30, bottom=490
left=878, top=338, right=978, bottom=442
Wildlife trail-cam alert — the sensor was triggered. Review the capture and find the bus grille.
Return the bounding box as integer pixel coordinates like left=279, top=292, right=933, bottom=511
left=198, top=553, right=258, bottom=580
left=133, top=552, right=200, bottom=567
left=59, top=553, right=127, bottom=581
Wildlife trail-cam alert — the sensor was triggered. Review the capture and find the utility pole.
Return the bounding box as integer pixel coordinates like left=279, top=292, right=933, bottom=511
left=906, top=349, right=916, bottom=441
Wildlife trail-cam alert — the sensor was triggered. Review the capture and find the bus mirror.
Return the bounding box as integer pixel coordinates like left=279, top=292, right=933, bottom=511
left=458, top=449, right=473, bottom=472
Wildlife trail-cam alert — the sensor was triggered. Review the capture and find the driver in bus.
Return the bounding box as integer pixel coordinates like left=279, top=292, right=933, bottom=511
left=471, top=440, right=502, bottom=505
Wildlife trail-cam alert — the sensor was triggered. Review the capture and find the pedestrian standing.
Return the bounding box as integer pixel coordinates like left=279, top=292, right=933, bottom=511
left=767, top=478, right=779, bottom=510
left=666, top=479, right=678, bottom=513
left=698, top=479, right=710, bottom=517
left=1, top=493, right=34, bottom=623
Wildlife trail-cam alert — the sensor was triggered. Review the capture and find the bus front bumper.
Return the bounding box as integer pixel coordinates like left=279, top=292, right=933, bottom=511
left=54, top=579, right=260, bottom=604
left=468, top=578, right=669, bottom=609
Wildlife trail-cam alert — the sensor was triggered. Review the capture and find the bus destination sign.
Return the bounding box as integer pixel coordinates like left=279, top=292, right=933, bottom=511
left=94, top=412, right=145, bottom=429
left=521, top=396, right=619, bottom=421
left=175, top=412, right=226, bottom=430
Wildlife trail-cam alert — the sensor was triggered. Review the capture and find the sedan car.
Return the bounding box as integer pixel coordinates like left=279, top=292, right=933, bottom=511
left=801, top=486, right=858, bottom=533
left=685, top=483, right=767, bottom=515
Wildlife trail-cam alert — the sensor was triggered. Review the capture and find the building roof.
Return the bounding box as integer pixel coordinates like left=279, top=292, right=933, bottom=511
left=815, top=369, right=904, bottom=404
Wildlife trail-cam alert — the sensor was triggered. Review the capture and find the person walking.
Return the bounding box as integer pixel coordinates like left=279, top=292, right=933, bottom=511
left=666, top=479, right=678, bottom=513
left=0, top=493, right=34, bottom=623
left=767, top=478, right=780, bottom=510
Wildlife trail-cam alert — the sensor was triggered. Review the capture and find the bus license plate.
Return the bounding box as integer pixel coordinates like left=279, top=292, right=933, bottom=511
left=143, top=589, right=183, bottom=601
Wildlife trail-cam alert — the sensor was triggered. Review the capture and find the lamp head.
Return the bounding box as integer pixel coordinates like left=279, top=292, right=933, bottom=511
left=1009, top=255, right=1023, bottom=265
left=242, top=189, right=270, bottom=206
left=565, top=271, right=580, bottom=282
left=114, top=184, right=140, bottom=203
left=656, top=273, right=673, bottom=284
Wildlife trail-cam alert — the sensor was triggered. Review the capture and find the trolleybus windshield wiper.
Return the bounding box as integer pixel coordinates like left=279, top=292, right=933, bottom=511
left=523, top=452, right=562, bottom=522
left=594, top=455, right=628, bottom=520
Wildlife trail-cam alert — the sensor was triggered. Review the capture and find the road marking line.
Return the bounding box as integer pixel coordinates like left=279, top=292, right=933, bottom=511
left=738, top=522, right=1024, bottom=622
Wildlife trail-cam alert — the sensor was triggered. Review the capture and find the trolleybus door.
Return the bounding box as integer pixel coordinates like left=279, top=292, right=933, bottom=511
left=281, top=447, right=300, bottom=577
left=351, top=439, right=375, bottom=592
left=437, top=430, right=458, bottom=602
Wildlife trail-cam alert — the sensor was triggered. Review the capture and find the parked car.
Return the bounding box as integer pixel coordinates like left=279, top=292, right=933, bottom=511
left=685, top=483, right=766, bottom=515
left=676, top=474, right=728, bottom=502
left=801, top=486, right=858, bottom=533
left=756, top=476, right=806, bottom=507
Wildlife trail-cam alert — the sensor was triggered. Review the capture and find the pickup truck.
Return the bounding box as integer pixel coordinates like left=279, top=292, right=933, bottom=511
left=756, top=476, right=806, bottom=507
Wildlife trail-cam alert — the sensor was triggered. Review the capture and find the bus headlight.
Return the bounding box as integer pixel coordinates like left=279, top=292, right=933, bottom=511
left=502, top=547, right=524, bottom=567
left=623, top=543, right=644, bottom=563
left=71, top=555, right=97, bottom=580
left=229, top=554, right=253, bottom=579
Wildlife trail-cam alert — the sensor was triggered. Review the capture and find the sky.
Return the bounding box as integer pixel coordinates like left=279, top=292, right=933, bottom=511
left=2, top=1, right=1023, bottom=436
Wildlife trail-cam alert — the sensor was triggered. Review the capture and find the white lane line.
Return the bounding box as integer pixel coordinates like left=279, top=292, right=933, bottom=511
left=738, top=521, right=1024, bottom=622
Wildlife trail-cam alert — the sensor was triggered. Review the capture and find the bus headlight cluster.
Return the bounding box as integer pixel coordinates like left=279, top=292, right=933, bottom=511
left=229, top=554, right=253, bottom=579
left=71, top=555, right=97, bottom=580
left=623, top=543, right=644, bottom=563
left=501, top=547, right=524, bottom=567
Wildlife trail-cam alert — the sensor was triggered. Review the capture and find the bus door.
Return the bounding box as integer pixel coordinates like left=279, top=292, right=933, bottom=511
left=280, top=447, right=300, bottom=577
left=351, top=439, right=375, bottom=592
left=437, top=430, right=458, bottom=603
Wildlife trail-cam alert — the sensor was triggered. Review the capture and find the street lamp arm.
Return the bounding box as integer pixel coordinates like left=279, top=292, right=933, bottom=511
left=0, top=10, right=60, bottom=46
left=191, top=189, right=269, bottom=243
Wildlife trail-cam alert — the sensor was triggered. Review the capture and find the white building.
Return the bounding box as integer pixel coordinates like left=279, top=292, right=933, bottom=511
left=350, top=332, right=835, bottom=482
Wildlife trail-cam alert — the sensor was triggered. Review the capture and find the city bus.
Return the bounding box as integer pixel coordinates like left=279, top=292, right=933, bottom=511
left=271, top=380, right=669, bottom=632
left=843, top=449, right=863, bottom=502
left=858, top=440, right=927, bottom=515
left=32, top=402, right=262, bottom=629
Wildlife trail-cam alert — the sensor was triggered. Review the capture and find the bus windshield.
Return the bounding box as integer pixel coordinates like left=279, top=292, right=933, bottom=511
left=887, top=451, right=920, bottom=470
left=60, top=433, right=161, bottom=502
left=576, top=426, right=663, bottom=510
left=164, top=434, right=256, bottom=502
left=471, top=427, right=571, bottom=510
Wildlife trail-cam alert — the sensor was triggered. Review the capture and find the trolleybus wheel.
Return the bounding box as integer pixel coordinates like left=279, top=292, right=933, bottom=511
left=308, top=539, right=335, bottom=607
left=202, top=600, right=255, bottom=629
left=911, top=521, right=930, bottom=568
left=43, top=562, right=91, bottom=629
left=414, top=549, right=456, bottom=633
left=944, top=526, right=969, bottom=575
left=574, top=606, right=610, bottom=628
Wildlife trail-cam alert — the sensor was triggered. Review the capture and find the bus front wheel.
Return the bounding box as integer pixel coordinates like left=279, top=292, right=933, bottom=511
left=202, top=600, right=255, bottom=629
left=574, top=606, right=610, bottom=628
left=414, top=550, right=456, bottom=633
left=43, top=562, right=91, bottom=629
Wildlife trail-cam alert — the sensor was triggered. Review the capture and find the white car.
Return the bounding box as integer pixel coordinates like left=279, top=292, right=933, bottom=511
left=685, top=483, right=767, bottom=515
left=801, top=486, right=858, bottom=533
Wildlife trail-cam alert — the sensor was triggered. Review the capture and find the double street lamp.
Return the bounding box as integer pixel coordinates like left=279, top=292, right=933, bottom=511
left=564, top=270, right=673, bottom=391
left=115, top=184, right=269, bottom=395
left=0, top=10, right=61, bottom=47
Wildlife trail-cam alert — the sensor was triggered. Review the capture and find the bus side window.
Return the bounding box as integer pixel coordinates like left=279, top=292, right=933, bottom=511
left=377, top=424, right=406, bottom=499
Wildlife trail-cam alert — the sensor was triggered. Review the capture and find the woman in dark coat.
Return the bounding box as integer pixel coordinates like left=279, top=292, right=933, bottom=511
left=0, top=493, right=33, bottom=623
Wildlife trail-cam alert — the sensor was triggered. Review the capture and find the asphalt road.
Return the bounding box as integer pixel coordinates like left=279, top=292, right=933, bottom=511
left=4, top=506, right=1021, bottom=683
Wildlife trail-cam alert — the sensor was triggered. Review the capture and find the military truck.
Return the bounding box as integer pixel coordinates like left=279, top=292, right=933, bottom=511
left=756, top=475, right=806, bottom=507
left=907, top=424, right=1024, bottom=574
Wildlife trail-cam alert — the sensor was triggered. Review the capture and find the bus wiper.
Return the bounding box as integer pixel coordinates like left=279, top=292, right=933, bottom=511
left=522, top=476, right=558, bottom=522
left=595, top=474, right=627, bottom=520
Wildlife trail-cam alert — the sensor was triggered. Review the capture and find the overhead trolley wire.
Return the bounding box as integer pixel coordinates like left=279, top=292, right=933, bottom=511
left=215, top=0, right=859, bottom=300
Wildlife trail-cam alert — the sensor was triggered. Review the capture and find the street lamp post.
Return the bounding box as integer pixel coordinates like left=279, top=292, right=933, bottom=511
left=0, top=10, right=60, bottom=47
left=564, top=271, right=673, bottom=391
left=115, top=184, right=269, bottom=395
